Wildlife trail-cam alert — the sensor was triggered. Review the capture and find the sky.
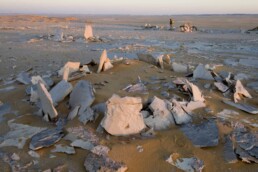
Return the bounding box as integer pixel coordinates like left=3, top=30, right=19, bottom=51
left=0, top=0, right=258, bottom=15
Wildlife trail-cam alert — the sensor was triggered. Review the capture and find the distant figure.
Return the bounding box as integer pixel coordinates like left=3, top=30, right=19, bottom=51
left=169, top=18, right=175, bottom=30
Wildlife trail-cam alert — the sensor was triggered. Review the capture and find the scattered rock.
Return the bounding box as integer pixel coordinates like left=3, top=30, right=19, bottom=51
left=53, top=29, right=64, bottom=42
left=78, top=107, right=95, bottom=125
left=180, top=120, right=219, bottom=147
left=166, top=153, right=204, bottom=172
left=214, top=82, right=229, bottom=93
left=29, top=127, right=64, bottom=150
left=97, top=50, right=113, bottom=73
left=11, top=153, right=20, bottom=161
left=217, top=109, right=239, bottom=120
left=101, top=94, right=146, bottom=136
left=51, top=144, right=76, bottom=154
left=137, top=53, right=157, bottom=66
left=193, top=64, right=214, bottom=80
left=223, top=100, right=258, bottom=114
left=168, top=99, right=191, bottom=125
left=233, top=80, right=252, bottom=103
left=49, top=80, right=73, bottom=105
left=171, top=62, right=188, bottom=73
left=223, top=135, right=238, bottom=163
left=71, top=139, right=94, bottom=151
left=28, top=150, right=40, bottom=158
left=91, top=145, right=110, bottom=156
left=67, top=105, right=80, bottom=120
left=69, top=80, right=95, bottom=116
left=16, top=72, right=31, bottom=85
left=58, top=61, right=80, bottom=78
left=84, top=23, right=93, bottom=40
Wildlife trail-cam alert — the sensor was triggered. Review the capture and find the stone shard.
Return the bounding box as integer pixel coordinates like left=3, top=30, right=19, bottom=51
left=31, top=76, right=49, bottom=89
left=233, top=80, right=252, bottom=103
left=84, top=23, right=93, bottom=40
left=123, top=82, right=148, bottom=94
left=78, top=107, right=95, bottom=125
left=214, top=82, right=229, bottom=92
left=223, top=100, right=258, bottom=115
left=0, top=103, right=11, bottom=122
left=166, top=153, right=205, bottom=172
left=49, top=80, right=73, bottom=105
left=28, top=150, right=40, bottom=158
left=71, top=139, right=94, bottom=151
left=51, top=144, right=76, bottom=154
left=181, top=120, right=219, bottom=147
left=67, top=105, right=80, bottom=120
left=168, top=99, right=192, bottom=125
left=91, top=145, right=110, bottom=156
left=144, top=96, right=175, bottom=130
left=137, top=53, right=157, bottom=65
left=157, top=55, right=164, bottom=69
left=183, top=101, right=206, bottom=112
left=187, top=81, right=205, bottom=102
left=97, top=50, right=113, bottom=73
left=84, top=153, right=128, bottom=172
left=193, top=64, right=214, bottom=80
left=29, top=127, right=64, bottom=150
left=58, top=61, right=80, bottom=77
left=223, top=135, right=238, bottom=163
left=69, top=80, right=95, bottom=115
left=171, top=62, right=188, bottom=73
left=0, top=122, right=46, bottom=149
left=16, top=72, right=31, bottom=85
left=37, top=82, right=58, bottom=120
left=101, top=94, right=146, bottom=136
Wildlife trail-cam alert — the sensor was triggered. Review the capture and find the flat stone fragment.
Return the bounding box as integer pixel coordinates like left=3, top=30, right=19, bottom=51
left=166, top=153, right=205, bottom=172
left=168, top=99, right=191, bottom=125
left=84, top=23, right=93, bottom=39
left=84, top=153, right=128, bottom=172
left=16, top=72, right=31, bottom=85
left=180, top=120, right=219, bottom=147
left=137, top=53, right=157, bottom=65
left=183, top=101, right=206, bottom=112
left=78, top=107, right=95, bottom=125
left=144, top=96, right=175, bottom=130
left=193, top=64, right=214, bottom=80
left=0, top=103, right=11, bottom=122
left=58, top=61, right=80, bottom=77
left=49, top=80, right=73, bottom=105
left=51, top=144, right=76, bottom=154
left=0, top=122, right=46, bottom=149
left=223, top=135, right=238, bottom=163
left=97, top=50, right=113, bottom=73
left=188, top=82, right=205, bottom=102
left=123, top=83, right=148, bottom=94
left=171, top=62, right=188, bottom=73
left=233, top=80, right=252, bottom=103
left=67, top=105, right=80, bottom=120
left=28, top=150, right=40, bottom=158
left=223, top=100, right=258, bottom=115
left=91, top=145, right=110, bottom=156
left=31, top=76, right=49, bottom=89
left=71, top=139, right=94, bottom=150
left=214, top=82, right=229, bottom=92
left=101, top=94, right=146, bottom=136
left=37, top=82, right=58, bottom=120
left=103, top=61, right=114, bottom=72
left=217, top=109, right=239, bottom=120
left=69, top=80, right=95, bottom=115
left=29, top=127, right=64, bottom=150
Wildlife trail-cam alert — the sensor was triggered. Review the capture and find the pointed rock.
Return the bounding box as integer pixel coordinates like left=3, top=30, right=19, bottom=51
left=157, top=55, right=164, bottom=69
left=53, top=29, right=63, bottom=42
left=233, top=80, right=252, bottom=103
left=193, top=64, right=214, bottom=80
left=101, top=94, right=146, bottom=136
left=84, top=23, right=93, bottom=40
left=223, top=100, right=258, bottom=115
left=58, top=61, right=80, bottom=77
left=69, top=80, right=95, bottom=115
left=97, top=50, right=113, bottom=73
left=37, top=82, right=58, bottom=120
left=168, top=99, right=191, bottom=125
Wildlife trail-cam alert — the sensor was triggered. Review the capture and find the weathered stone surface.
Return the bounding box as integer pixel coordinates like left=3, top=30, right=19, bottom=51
left=181, top=120, right=219, bottom=147
left=16, top=72, right=31, bottom=85
left=78, top=107, right=95, bottom=125
left=97, top=50, right=113, bottom=73
left=67, top=105, right=80, bottom=120
left=233, top=80, right=252, bottom=103
left=183, top=101, right=206, bottom=112
left=223, top=100, right=258, bottom=114
left=29, top=127, right=64, bottom=150
left=214, top=82, right=229, bottom=92
left=84, top=23, right=93, bottom=40
left=0, top=103, right=11, bottom=122
left=188, top=82, right=205, bottom=102
left=103, top=60, right=114, bottom=72
left=223, top=135, right=238, bottom=163
left=0, top=122, right=46, bottom=149
left=71, top=139, right=94, bottom=150
left=123, top=83, right=148, bottom=94
left=101, top=94, right=146, bottom=136
left=168, top=99, right=191, bottom=125
left=28, top=150, right=40, bottom=158
left=53, top=29, right=64, bottom=42
left=58, top=61, right=80, bottom=77
left=171, top=62, right=188, bottom=73
left=37, top=82, right=58, bottom=120
left=49, top=80, right=73, bottom=105
left=217, top=109, right=239, bottom=120
left=32, top=76, right=49, bottom=89
left=157, top=55, right=164, bottom=69
left=84, top=153, right=128, bottom=172
left=144, top=96, right=174, bottom=130
left=193, top=64, right=214, bottom=80
left=51, top=144, right=76, bottom=154
left=137, top=53, right=157, bottom=65
left=69, top=80, right=95, bottom=115
left=166, top=153, right=204, bottom=172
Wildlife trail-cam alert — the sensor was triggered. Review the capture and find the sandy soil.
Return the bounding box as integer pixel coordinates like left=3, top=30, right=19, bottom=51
left=0, top=15, right=258, bottom=172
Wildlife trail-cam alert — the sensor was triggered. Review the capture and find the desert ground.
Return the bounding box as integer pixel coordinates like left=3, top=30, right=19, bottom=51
left=0, top=14, right=258, bottom=171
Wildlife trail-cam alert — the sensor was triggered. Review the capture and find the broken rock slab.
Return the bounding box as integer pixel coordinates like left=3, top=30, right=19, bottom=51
left=166, top=153, right=204, bottom=172
left=69, top=80, right=95, bottom=115
left=0, top=121, right=46, bottom=149
left=49, top=80, right=73, bottom=105
left=101, top=94, right=146, bottom=136
left=193, top=64, right=214, bottom=80
left=137, top=53, right=157, bottom=66
left=29, top=127, right=64, bottom=150
left=37, top=82, right=58, bottom=120
left=78, top=107, right=95, bottom=125
left=180, top=120, right=219, bottom=147
left=51, top=144, right=76, bottom=154
left=84, top=153, right=128, bottom=172
left=214, top=82, right=229, bottom=93
left=84, top=23, right=93, bottom=40
left=171, top=62, right=188, bottom=73
left=144, top=96, right=175, bottom=130
left=233, top=80, right=252, bottom=103
left=223, top=100, right=258, bottom=115
left=58, top=61, right=80, bottom=78
left=71, top=139, right=94, bottom=151
left=16, top=72, right=31, bottom=85
left=97, top=49, right=113, bottom=73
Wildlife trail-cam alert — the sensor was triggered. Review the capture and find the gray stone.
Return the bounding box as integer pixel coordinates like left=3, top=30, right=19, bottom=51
left=51, top=144, right=76, bottom=154
left=214, top=82, right=229, bottom=92
left=67, top=105, right=80, bottom=120
left=0, top=103, right=11, bottom=122
left=171, top=62, right=188, bottom=73
left=49, top=80, right=73, bottom=105
left=78, top=107, right=95, bottom=125
left=193, top=64, right=214, bottom=80
left=223, top=100, right=258, bottom=115
left=101, top=94, right=146, bottom=136
left=71, top=139, right=94, bottom=150
left=28, top=150, right=40, bottom=158
left=239, top=59, right=258, bottom=68
left=69, top=80, right=95, bottom=116
left=37, top=82, right=58, bottom=120
left=16, top=72, right=31, bottom=85
left=53, top=29, right=63, bottom=42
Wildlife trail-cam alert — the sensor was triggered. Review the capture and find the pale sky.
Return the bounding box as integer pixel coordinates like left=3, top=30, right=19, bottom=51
left=0, top=0, right=258, bottom=15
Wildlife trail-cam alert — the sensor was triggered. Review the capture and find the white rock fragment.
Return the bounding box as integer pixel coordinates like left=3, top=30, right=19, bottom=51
left=37, top=82, right=58, bottom=120
left=80, top=65, right=91, bottom=73
left=97, top=50, right=113, bottom=73
left=84, top=23, right=93, bottom=40
left=31, top=76, right=49, bottom=89
left=193, top=64, right=214, bottom=80
left=157, top=55, right=164, bottom=69
left=188, top=82, right=205, bottom=102
left=51, top=144, right=76, bottom=154
left=91, top=145, right=110, bottom=156
left=78, top=107, right=95, bottom=125
left=58, top=61, right=80, bottom=77
left=168, top=99, right=191, bottom=125
left=28, top=150, right=40, bottom=158
left=234, top=80, right=252, bottom=103
left=49, top=80, right=73, bottom=105
left=101, top=94, right=146, bottom=136
left=171, top=62, right=188, bottom=73
left=217, top=109, right=239, bottom=120
left=144, top=96, right=174, bottom=130
left=69, top=80, right=95, bottom=115
left=183, top=101, right=206, bottom=112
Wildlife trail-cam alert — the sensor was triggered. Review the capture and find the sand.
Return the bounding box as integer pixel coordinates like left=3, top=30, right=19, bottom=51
left=0, top=14, right=258, bottom=171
